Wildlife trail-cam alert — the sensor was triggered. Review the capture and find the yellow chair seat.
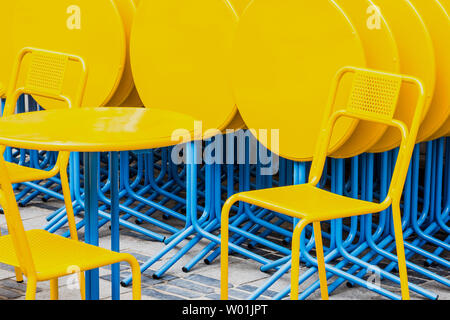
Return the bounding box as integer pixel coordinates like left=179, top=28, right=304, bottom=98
left=5, top=162, right=54, bottom=184
left=236, top=184, right=384, bottom=221
left=0, top=229, right=133, bottom=281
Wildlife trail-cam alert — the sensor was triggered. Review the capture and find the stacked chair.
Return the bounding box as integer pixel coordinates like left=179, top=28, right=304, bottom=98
left=0, top=0, right=447, bottom=300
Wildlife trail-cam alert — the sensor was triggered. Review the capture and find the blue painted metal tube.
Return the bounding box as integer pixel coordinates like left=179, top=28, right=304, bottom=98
left=84, top=152, right=100, bottom=300
left=110, top=152, right=120, bottom=300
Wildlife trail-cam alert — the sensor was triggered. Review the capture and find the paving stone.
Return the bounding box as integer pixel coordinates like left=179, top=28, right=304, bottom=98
left=0, top=287, right=23, bottom=299
left=228, top=288, right=251, bottom=300
left=122, top=252, right=152, bottom=262
left=101, top=263, right=130, bottom=272
left=141, top=274, right=164, bottom=286
left=153, top=284, right=203, bottom=299
left=150, top=273, right=177, bottom=282
left=142, top=288, right=185, bottom=300
left=100, top=274, right=125, bottom=282
left=237, top=284, right=279, bottom=298
left=0, top=278, right=28, bottom=293
left=186, top=274, right=233, bottom=289
left=0, top=263, right=15, bottom=273
left=205, top=293, right=236, bottom=300
left=168, top=279, right=215, bottom=294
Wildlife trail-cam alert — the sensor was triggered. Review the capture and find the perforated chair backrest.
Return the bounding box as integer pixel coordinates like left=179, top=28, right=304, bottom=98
left=25, top=51, right=69, bottom=97
left=347, top=69, right=402, bottom=121
left=309, top=66, right=426, bottom=204
left=3, top=47, right=87, bottom=116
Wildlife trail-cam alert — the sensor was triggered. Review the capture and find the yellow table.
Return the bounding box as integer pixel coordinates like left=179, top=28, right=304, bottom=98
left=330, top=0, right=400, bottom=158
left=232, top=0, right=366, bottom=161
left=0, top=0, right=127, bottom=108
left=130, top=0, right=239, bottom=134
left=368, top=0, right=435, bottom=152
left=0, top=107, right=197, bottom=299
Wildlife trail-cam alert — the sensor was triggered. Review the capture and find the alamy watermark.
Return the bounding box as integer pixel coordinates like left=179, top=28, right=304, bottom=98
left=170, top=121, right=280, bottom=176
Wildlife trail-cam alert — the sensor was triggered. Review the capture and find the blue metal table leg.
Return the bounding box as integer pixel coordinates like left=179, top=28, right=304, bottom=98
left=110, top=152, right=120, bottom=300
left=84, top=152, right=100, bottom=300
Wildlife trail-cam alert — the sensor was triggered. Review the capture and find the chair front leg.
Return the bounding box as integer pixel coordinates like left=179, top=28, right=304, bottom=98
left=220, top=196, right=238, bottom=300
left=391, top=202, right=410, bottom=300
left=290, top=219, right=310, bottom=300
left=50, top=278, right=59, bottom=300
left=25, top=277, right=37, bottom=300
left=121, top=254, right=141, bottom=300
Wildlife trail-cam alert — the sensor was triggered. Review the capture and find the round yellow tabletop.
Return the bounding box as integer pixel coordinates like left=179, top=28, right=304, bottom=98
left=331, top=0, right=400, bottom=159
left=427, top=0, right=450, bottom=139
left=0, top=0, right=126, bottom=109
left=368, top=0, right=435, bottom=153
left=0, top=108, right=197, bottom=152
left=232, top=0, right=366, bottom=162
left=106, top=0, right=137, bottom=107
left=408, top=0, right=450, bottom=142
left=130, top=0, right=238, bottom=134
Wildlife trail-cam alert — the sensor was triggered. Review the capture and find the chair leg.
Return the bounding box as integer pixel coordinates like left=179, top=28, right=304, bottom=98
left=392, top=203, right=410, bottom=300
left=25, top=278, right=37, bottom=300
left=60, top=168, right=85, bottom=300
left=50, top=278, right=59, bottom=300
left=14, top=267, right=24, bottom=283
left=290, top=219, right=310, bottom=300
left=220, top=197, right=237, bottom=300
left=124, top=257, right=141, bottom=300
left=78, top=272, right=86, bottom=300
left=60, top=168, right=78, bottom=241
left=313, top=222, right=329, bottom=300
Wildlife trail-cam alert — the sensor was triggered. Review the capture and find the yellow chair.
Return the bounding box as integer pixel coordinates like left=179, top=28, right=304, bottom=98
left=221, top=67, right=427, bottom=300
left=0, top=47, right=88, bottom=292
left=0, top=48, right=141, bottom=300
left=0, top=152, right=141, bottom=300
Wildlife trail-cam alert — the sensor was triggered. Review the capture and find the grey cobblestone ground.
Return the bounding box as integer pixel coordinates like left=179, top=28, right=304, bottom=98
left=0, top=199, right=448, bottom=300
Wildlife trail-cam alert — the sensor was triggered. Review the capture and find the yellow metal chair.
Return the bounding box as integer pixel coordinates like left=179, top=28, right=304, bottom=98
left=0, top=152, right=141, bottom=300
left=0, top=48, right=88, bottom=293
left=0, top=48, right=141, bottom=300
left=221, top=67, right=427, bottom=300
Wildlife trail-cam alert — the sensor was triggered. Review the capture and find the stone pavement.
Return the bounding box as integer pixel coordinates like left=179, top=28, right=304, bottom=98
left=0, top=199, right=448, bottom=300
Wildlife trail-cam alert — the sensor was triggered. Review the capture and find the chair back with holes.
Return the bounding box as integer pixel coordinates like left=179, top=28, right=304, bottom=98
left=0, top=47, right=88, bottom=169
left=309, top=66, right=426, bottom=204
left=3, top=47, right=87, bottom=116
left=346, top=70, right=402, bottom=122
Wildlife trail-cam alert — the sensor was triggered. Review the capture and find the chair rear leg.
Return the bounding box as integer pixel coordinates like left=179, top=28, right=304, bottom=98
left=14, top=267, right=24, bottom=283
left=291, top=219, right=310, bottom=300
left=313, top=222, right=329, bottom=300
